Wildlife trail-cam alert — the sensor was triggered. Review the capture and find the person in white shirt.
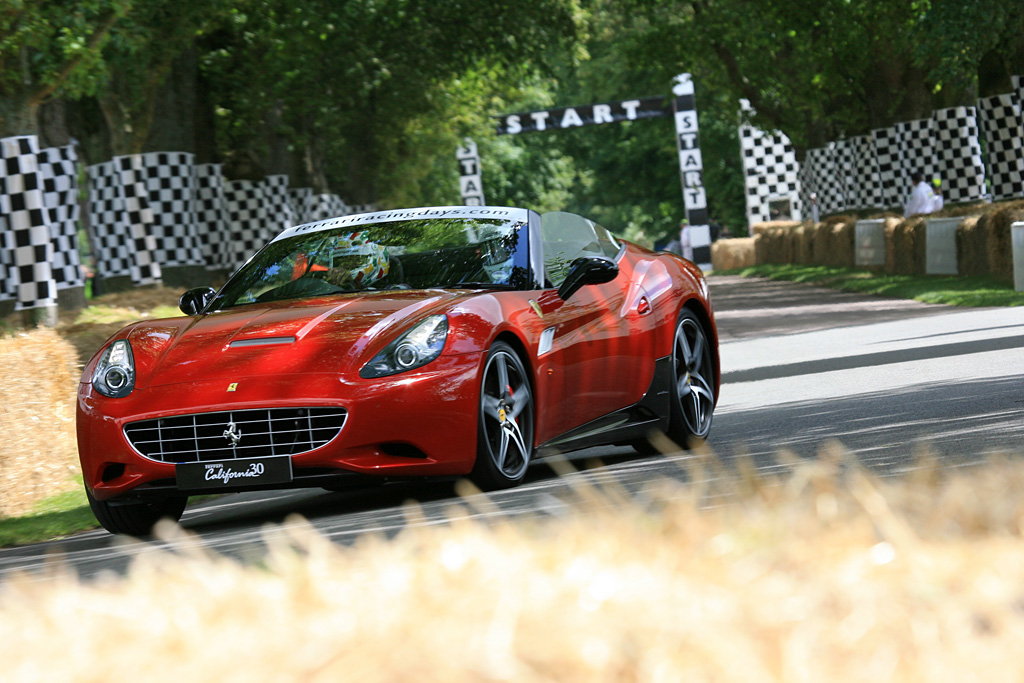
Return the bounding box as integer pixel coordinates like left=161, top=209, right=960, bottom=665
left=904, top=172, right=934, bottom=216
left=930, top=178, right=944, bottom=212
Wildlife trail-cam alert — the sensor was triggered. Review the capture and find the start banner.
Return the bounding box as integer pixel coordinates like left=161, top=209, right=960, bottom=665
left=496, top=96, right=670, bottom=135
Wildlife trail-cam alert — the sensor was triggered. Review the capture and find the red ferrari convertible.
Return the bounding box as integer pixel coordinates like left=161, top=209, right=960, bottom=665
left=77, top=206, right=719, bottom=534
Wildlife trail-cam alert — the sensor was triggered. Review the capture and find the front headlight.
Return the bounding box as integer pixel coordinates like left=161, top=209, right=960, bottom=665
left=360, top=315, right=448, bottom=378
left=92, top=340, right=136, bottom=398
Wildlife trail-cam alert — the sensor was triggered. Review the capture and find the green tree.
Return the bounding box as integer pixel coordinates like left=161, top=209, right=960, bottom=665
left=97, top=0, right=227, bottom=154
left=199, top=0, right=581, bottom=200
left=0, top=0, right=129, bottom=137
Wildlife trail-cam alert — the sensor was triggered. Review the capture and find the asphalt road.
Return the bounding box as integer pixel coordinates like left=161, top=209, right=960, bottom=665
left=2, top=275, right=1022, bottom=582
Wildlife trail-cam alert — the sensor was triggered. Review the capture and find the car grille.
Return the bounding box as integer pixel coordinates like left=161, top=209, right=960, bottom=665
left=123, top=407, right=347, bottom=464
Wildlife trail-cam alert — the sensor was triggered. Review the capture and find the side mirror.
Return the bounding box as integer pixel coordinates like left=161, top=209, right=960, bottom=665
left=178, top=287, right=217, bottom=316
left=557, top=257, right=619, bottom=300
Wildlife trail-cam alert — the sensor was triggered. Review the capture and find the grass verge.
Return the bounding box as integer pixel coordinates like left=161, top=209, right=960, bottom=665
left=714, top=264, right=1024, bottom=307
left=0, top=485, right=97, bottom=548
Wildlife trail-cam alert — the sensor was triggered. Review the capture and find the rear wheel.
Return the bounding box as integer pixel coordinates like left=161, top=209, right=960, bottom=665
left=667, top=308, right=716, bottom=448
left=471, top=342, right=534, bottom=490
left=86, top=488, right=187, bottom=536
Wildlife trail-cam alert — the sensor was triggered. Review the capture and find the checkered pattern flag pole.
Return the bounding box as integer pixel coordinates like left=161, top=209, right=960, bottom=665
left=40, top=144, right=85, bottom=290
left=114, top=154, right=162, bottom=285
left=0, top=136, right=57, bottom=311
left=672, top=73, right=712, bottom=270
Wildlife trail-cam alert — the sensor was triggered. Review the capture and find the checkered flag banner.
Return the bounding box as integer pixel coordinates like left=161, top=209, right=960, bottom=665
left=288, top=187, right=313, bottom=225
left=307, top=194, right=349, bottom=221
left=88, top=160, right=133, bottom=279
left=802, top=145, right=845, bottom=216
left=140, top=152, right=204, bottom=267
left=739, top=112, right=803, bottom=226
left=223, top=179, right=273, bottom=271
left=849, top=135, right=882, bottom=209
left=39, top=144, right=84, bottom=290
left=87, top=157, right=163, bottom=285
left=977, top=95, right=1023, bottom=200
left=114, top=155, right=162, bottom=285
left=0, top=136, right=57, bottom=310
left=932, top=106, right=986, bottom=203
left=194, top=163, right=230, bottom=271
left=263, top=174, right=295, bottom=235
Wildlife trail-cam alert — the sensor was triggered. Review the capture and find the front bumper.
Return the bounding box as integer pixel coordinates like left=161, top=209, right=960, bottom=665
left=77, top=353, right=482, bottom=501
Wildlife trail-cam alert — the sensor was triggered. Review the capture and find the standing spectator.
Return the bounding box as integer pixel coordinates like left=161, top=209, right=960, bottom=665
left=930, top=178, right=944, bottom=212
left=903, top=171, right=934, bottom=216
left=679, top=220, right=693, bottom=262
left=810, top=192, right=820, bottom=222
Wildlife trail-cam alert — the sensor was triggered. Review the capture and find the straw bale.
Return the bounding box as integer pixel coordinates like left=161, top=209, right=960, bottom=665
left=753, top=233, right=768, bottom=264
left=811, top=221, right=832, bottom=265
left=763, top=226, right=786, bottom=264
left=794, top=222, right=815, bottom=264
left=711, top=238, right=755, bottom=270
left=826, top=218, right=856, bottom=268
left=0, top=329, right=80, bottom=518
left=890, top=217, right=927, bottom=276
left=955, top=216, right=986, bottom=277
left=1, top=453, right=1024, bottom=680
left=984, top=201, right=1024, bottom=284
left=750, top=220, right=801, bottom=236
left=883, top=217, right=901, bottom=273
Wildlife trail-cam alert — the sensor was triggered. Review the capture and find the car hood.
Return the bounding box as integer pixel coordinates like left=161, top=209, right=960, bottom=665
left=123, top=291, right=462, bottom=389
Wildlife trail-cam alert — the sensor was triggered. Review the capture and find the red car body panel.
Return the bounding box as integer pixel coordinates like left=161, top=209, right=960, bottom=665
left=78, top=222, right=718, bottom=503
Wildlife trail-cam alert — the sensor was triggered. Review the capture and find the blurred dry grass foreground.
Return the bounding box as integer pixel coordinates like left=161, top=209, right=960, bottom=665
left=0, top=448, right=1022, bottom=681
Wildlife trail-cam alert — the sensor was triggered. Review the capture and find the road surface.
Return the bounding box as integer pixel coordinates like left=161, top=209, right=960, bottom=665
left=2, top=275, right=1021, bottom=581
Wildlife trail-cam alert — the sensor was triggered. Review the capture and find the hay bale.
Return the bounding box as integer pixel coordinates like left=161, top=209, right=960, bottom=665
left=890, top=217, right=927, bottom=275
left=753, top=233, right=768, bottom=264
left=3, top=455, right=1024, bottom=680
left=794, top=222, right=816, bottom=264
left=984, top=201, right=1024, bottom=284
left=827, top=218, right=856, bottom=268
left=764, top=226, right=788, bottom=264
left=711, top=238, right=755, bottom=270
left=883, top=217, right=901, bottom=273
left=750, top=220, right=801, bottom=236
left=0, top=329, right=80, bottom=518
left=811, top=221, right=832, bottom=265
left=956, top=216, right=986, bottom=277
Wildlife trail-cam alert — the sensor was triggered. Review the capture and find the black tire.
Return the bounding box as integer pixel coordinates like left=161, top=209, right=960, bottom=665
left=666, top=308, right=716, bottom=448
left=86, top=487, right=187, bottom=536
left=471, top=341, right=534, bottom=490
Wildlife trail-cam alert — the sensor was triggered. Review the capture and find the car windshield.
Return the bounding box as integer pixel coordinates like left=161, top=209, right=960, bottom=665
left=213, top=216, right=530, bottom=309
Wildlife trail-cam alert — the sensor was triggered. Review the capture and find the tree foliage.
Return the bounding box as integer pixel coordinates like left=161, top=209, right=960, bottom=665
left=2, top=0, right=1023, bottom=238
left=0, top=0, right=128, bottom=136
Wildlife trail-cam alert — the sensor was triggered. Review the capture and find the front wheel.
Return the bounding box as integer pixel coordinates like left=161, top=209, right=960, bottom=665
left=667, top=308, right=716, bottom=448
left=86, top=488, right=187, bottom=536
left=471, top=342, right=534, bottom=490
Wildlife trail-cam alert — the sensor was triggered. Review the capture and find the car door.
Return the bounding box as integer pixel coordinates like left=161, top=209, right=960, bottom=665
left=533, top=213, right=657, bottom=439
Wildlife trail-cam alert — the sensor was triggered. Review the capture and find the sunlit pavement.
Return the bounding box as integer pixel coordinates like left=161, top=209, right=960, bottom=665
left=2, top=276, right=1021, bottom=581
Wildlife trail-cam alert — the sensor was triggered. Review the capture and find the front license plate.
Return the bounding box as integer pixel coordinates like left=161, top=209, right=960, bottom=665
left=176, top=456, right=293, bottom=491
